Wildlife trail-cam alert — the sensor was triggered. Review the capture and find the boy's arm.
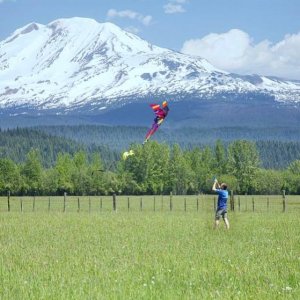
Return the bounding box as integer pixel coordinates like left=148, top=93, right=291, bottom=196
left=212, top=179, right=221, bottom=191
left=212, top=180, right=218, bottom=191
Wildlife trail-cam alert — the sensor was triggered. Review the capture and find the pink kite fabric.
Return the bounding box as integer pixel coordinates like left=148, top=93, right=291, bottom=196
left=144, top=103, right=169, bottom=142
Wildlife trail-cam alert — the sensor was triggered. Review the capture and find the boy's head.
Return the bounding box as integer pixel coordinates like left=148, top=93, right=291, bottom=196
left=221, top=183, right=227, bottom=190
left=162, top=101, right=168, bottom=108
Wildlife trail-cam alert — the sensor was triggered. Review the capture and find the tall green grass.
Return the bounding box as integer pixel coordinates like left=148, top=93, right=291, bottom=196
left=0, top=211, right=299, bottom=299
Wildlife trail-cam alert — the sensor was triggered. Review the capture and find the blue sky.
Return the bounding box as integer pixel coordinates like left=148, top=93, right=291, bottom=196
left=1, top=0, right=300, bottom=78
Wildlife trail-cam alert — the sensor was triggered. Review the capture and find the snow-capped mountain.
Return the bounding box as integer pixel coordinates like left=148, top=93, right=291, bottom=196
left=0, top=17, right=300, bottom=114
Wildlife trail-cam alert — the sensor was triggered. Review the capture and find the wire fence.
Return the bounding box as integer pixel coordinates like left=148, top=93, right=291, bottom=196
left=1, top=193, right=300, bottom=213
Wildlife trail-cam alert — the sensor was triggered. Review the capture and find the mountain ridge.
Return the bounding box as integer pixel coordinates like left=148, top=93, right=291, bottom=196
left=1, top=17, right=300, bottom=117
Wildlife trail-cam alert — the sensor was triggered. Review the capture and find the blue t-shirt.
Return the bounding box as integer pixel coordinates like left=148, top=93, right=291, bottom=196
left=215, top=189, right=228, bottom=209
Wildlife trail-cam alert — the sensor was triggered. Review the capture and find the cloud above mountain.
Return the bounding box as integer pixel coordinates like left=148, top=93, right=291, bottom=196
left=106, top=9, right=152, bottom=26
left=164, top=0, right=188, bottom=14
left=181, top=29, right=300, bottom=80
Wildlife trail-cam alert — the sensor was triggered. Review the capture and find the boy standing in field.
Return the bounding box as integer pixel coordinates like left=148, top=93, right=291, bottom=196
left=212, top=179, right=230, bottom=230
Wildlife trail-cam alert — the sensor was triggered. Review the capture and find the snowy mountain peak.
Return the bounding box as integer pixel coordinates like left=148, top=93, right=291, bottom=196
left=0, top=17, right=300, bottom=112
left=19, top=22, right=40, bottom=34
left=48, top=17, right=99, bottom=28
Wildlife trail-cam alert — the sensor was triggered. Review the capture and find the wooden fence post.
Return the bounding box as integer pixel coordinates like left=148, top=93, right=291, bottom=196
left=77, top=197, right=80, bottom=212
left=113, top=194, right=116, bottom=212
left=48, top=196, right=51, bottom=212
left=63, top=192, right=66, bottom=212
left=20, top=197, right=23, bottom=212
left=128, top=197, right=130, bottom=212
left=153, top=196, right=156, bottom=212
left=238, top=196, right=241, bottom=211
left=230, top=190, right=235, bottom=211
left=282, top=190, right=286, bottom=212
left=252, top=197, right=255, bottom=212
left=7, top=190, right=10, bottom=212
left=140, top=197, right=143, bottom=211
left=196, top=196, right=199, bottom=212
left=184, top=198, right=187, bottom=212
left=170, top=192, right=173, bottom=211
left=33, top=194, right=36, bottom=212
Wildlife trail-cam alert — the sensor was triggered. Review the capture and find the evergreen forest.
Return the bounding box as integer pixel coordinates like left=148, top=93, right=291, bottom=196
left=0, top=126, right=300, bottom=195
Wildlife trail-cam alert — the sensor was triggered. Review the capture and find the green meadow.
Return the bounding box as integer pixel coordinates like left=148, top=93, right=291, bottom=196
left=0, top=196, right=299, bottom=299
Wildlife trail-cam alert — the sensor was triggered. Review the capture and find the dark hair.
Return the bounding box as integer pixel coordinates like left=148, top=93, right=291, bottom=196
left=221, top=183, right=228, bottom=190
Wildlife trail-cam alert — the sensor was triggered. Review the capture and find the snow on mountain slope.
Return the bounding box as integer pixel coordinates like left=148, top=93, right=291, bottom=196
left=0, top=17, right=300, bottom=112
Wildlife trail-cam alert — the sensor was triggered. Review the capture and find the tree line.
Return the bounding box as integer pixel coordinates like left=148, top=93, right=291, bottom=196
left=0, top=127, right=118, bottom=168
left=1, top=140, right=300, bottom=196
left=1, top=127, right=300, bottom=169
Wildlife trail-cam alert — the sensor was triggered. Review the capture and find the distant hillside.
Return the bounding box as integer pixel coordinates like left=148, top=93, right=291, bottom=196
left=1, top=126, right=300, bottom=169
left=37, top=125, right=300, bottom=169
left=0, top=128, right=118, bottom=168
left=36, top=124, right=300, bottom=148
left=0, top=98, right=300, bottom=130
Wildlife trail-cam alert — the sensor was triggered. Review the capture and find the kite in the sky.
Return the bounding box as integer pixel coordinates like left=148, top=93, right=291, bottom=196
left=122, top=101, right=170, bottom=160
left=143, top=101, right=169, bottom=144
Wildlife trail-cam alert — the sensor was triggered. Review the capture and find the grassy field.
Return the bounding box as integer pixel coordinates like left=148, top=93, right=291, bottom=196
left=0, top=202, right=299, bottom=299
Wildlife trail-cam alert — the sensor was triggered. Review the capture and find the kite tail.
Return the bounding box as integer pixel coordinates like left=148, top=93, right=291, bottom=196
left=145, top=122, right=159, bottom=141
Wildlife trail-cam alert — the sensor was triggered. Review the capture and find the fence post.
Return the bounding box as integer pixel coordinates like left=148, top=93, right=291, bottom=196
left=48, top=196, right=51, bottom=212
left=7, top=190, right=10, bottom=212
left=33, top=193, right=36, bottom=212
left=230, top=190, right=235, bottom=211
left=238, top=196, right=241, bottom=211
left=196, top=196, right=199, bottom=212
left=267, top=197, right=269, bottom=212
left=282, top=190, right=286, bottom=212
left=140, top=197, right=143, bottom=211
left=128, top=197, right=130, bottom=212
left=77, top=197, right=80, bottom=212
left=170, top=192, right=173, bottom=211
left=213, top=196, right=216, bottom=211
left=153, top=196, right=156, bottom=212
left=20, top=197, right=23, bottom=212
left=63, top=192, right=66, bottom=212
left=113, top=194, right=116, bottom=212
left=184, top=198, right=187, bottom=212
left=252, top=197, right=255, bottom=212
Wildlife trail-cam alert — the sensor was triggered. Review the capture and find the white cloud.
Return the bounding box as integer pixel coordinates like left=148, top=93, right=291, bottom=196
left=107, top=9, right=152, bottom=26
left=164, top=0, right=188, bottom=14
left=181, top=29, right=300, bottom=80
left=0, top=0, right=16, bottom=3
left=164, top=3, right=185, bottom=14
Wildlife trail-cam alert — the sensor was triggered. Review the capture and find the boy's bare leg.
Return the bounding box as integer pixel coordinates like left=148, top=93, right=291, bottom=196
left=224, top=218, right=230, bottom=230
